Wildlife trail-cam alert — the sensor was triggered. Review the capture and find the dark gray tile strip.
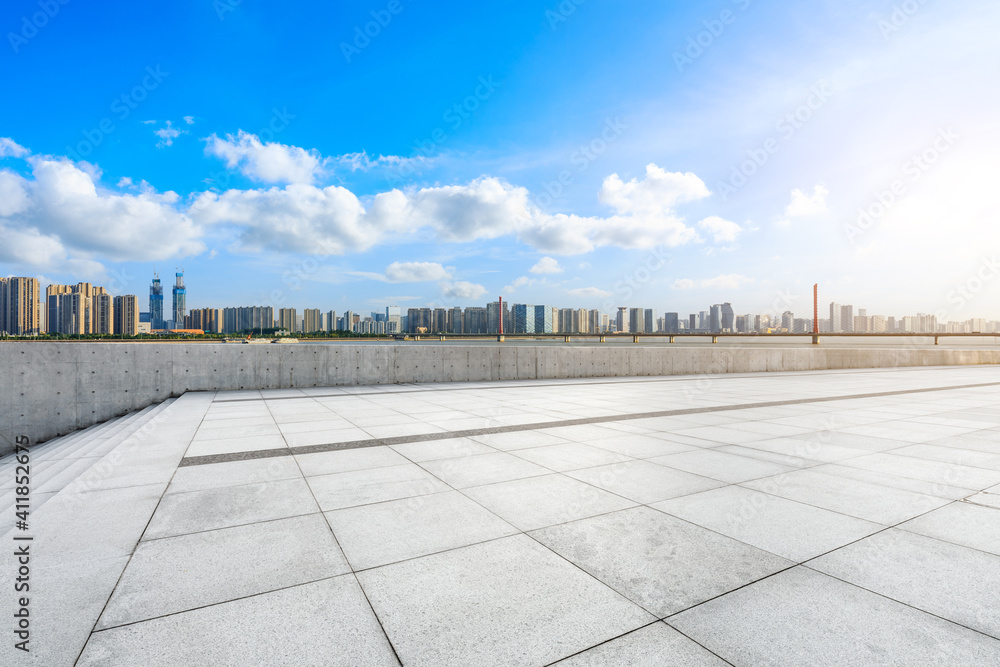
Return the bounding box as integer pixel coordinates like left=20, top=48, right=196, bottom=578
left=177, top=380, right=1000, bottom=468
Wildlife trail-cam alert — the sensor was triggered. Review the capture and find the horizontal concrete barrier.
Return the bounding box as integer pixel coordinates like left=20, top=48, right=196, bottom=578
left=3, top=342, right=999, bottom=454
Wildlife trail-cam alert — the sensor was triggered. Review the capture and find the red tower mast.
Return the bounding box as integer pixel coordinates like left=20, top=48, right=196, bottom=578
left=813, top=284, right=818, bottom=334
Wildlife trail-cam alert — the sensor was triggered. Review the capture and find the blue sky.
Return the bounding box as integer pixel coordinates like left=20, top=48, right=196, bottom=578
left=1, top=0, right=998, bottom=321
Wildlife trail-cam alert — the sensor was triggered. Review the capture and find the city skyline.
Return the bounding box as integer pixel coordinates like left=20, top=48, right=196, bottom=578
left=1, top=1, right=998, bottom=320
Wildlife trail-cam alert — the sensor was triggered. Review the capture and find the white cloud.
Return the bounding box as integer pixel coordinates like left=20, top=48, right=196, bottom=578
left=204, top=130, right=323, bottom=184
left=154, top=120, right=187, bottom=148
left=697, top=216, right=743, bottom=243
left=441, top=280, right=486, bottom=300
left=503, top=275, right=534, bottom=293
left=529, top=257, right=562, bottom=274
left=568, top=286, right=613, bottom=298
left=784, top=185, right=829, bottom=219
left=335, top=151, right=428, bottom=172
left=673, top=274, right=753, bottom=290
left=598, top=163, right=710, bottom=215
left=0, top=138, right=29, bottom=158
left=384, top=261, right=452, bottom=282
left=183, top=116, right=195, bottom=125
left=1, top=157, right=204, bottom=263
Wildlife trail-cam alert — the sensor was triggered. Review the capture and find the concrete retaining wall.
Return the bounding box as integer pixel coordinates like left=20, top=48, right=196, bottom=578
left=3, top=342, right=998, bottom=454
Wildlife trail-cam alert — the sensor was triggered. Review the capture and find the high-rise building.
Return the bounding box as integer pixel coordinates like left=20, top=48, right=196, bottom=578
left=664, top=312, right=679, bottom=333
left=113, top=295, right=139, bottom=335
left=172, top=271, right=186, bottom=326
left=720, top=303, right=734, bottom=332
left=326, top=310, right=338, bottom=332
left=464, top=307, right=487, bottom=334
left=149, top=275, right=164, bottom=330
left=278, top=308, right=297, bottom=332
left=0, top=277, right=40, bottom=335
left=386, top=306, right=402, bottom=333
left=487, top=300, right=509, bottom=334
left=841, top=305, right=854, bottom=333
left=447, top=306, right=462, bottom=334
left=92, top=291, right=113, bottom=334
left=709, top=305, right=722, bottom=333
left=616, top=307, right=628, bottom=333
left=643, top=309, right=654, bottom=334
left=781, top=311, right=794, bottom=331
left=303, top=309, right=321, bottom=333
left=689, top=314, right=697, bottom=331
left=513, top=304, right=534, bottom=333
left=433, top=308, right=447, bottom=333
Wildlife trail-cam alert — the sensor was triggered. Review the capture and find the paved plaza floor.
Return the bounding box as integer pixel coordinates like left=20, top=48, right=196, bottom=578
left=4, top=365, right=1000, bottom=665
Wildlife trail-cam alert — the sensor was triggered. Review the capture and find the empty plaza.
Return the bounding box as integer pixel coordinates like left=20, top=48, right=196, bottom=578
left=4, top=365, right=1000, bottom=665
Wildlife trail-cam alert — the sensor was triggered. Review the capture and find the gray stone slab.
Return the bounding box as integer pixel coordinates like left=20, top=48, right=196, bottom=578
left=419, top=451, right=551, bottom=489
left=463, top=473, right=637, bottom=531
left=670, top=566, right=1000, bottom=666
left=326, top=490, right=517, bottom=569
left=653, top=485, right=881, bottom=561
left=144, top=478, right=319, bottom=539
left=736, top=437, right=871, bottom=463
left=2, top=555, right=130, bottom=667
left=78, top=575, right=399, bottom=667
left=742, top=468, right=951, bottom=524
left=964, top=491, right=1000, bottom=509
left=810, top=462, right=974, bottom=500
left=511, top=442, right=632, bottom=472
left=566, top=460, right=725, bottom=504
left=552, top=622, right=728, bottom=666
left=811, top=528, right=1000, bottom=638
left=184, top=433, right=288, bottom=457
left=651, top=449, right=795, bottom=484
left=296, top=446, right=409, bottom=477
left=714, top=444, right=820, bottom=468
left=166, top=457, right=302, bottom=494
left=899, top=502, right=1000, bottom=555
left=356, top=534, right=653, bottom=667
left=530, top=506, right=792, bottom=616
left=468, top=430, right=571, bottom=451
left=98, top=514, right=350, bottom=629
left=893, top=443, right=1000, bottom=471
left=389, top=436, right=495, bottom=462
left=307, top=463, right=449, bottom=511
left=583, top=434, right=699, bottom=458
left=839, top=452, right=1000, bottom=490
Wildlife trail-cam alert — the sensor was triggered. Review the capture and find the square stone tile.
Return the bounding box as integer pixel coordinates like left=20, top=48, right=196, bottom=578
left=899, top=502, right=1000, bottom=555
left=551, top=622, right=728, bottom=666
left=307, top=463, right=448, bottom=511
left=468, top=430, right=570, bottom=451
left=326, top=490, right=516, bottom=569
left=296, top=446, right=409, bottom=477
left=419, top=452, right=550, bottom=489
left=810, top=463, right=973, bottom=500
left=653, top=486, right=881, bottom=561
left=356, top=534, right=653, bottom=667
left=167, top=457, right=302, bottom=494
left=530, top=506, right=791, bottom=617
left=98, top=514, right=350, bottom=628
left=742, top=468, right=951, bottom=524
left=651, top=449, right=795, bottom=484
left=389, top=437, right=495, bottom=462
left=584, top=434, right=699, bottom=458
left=463, top=474, right=637, bottom=531
left=567, top=460, right=725, bottom=504
left=839, top=453, right=1000, bottom=490
left=737, top=437, right=871, bottom=463
left=810, top=528, right=1000, bottom=638
left=892, top=443, right=1000, bottom=471
left=78, top=576, right=399, bottom=666
left=511, top=442, right=632, bottom=472
left=144, top=478, right=319, bottom=539
left=670, top=566, right=1000, bottom=666
left=714, top=444, right=820, bottom=468
left=184, top=434, right=288, bottom=457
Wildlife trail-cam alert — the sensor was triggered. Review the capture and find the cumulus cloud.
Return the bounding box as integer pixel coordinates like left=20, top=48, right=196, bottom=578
left=568, top=286, right=613, bottom=298
left=598, top=164, right=710, bottom=214
left=672, top=274, right=753, bottom=290
left=0, top=138, right=29, bottom=159
left=503, top=275, right=534, bottom=293
left=384, top=261, right=452, bottom=282
left=183, top=116, right=195, bottom=125
left=529, top=257, right=562, bottom=274
left=441, top=280, right=486, bottom=300
left=0, top=157, right=204, bottom=266
left=780, top=185, right=829, bottom=225
left=204, top=130, right=323, bottom=184
left=697, top=216, right=743, bottom=243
